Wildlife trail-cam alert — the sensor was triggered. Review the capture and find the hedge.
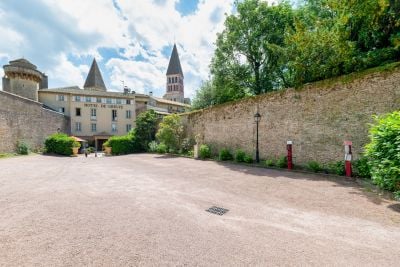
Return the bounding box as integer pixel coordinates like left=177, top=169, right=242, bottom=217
left=44, top=133, right=80, bottom=156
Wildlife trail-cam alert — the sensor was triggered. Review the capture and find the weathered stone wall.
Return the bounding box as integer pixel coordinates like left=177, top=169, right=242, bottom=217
left=0, top=90, right=69, bottom=153
left=183, top=66, right=400, bottom=165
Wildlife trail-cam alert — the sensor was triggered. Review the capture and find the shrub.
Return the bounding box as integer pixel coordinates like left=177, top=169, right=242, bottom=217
left=306, top=161, right=322, bottom=172
left=148, top=141, right=158, bottom=152
left=156, top=114, right=184, bottom=152
left=199, top=144, right=211, bottom=159
left=276, top=156, right=288, bottom=168
left=353, top=157, right=371, bottom=178
left=156, top=143, right=167, bottom=154
left=219, top=148, right=233, bottom=161
left=86, top=147, right=95, bottom=153
left=103, top=135, right=134, bottom=155
left=265, top=159, right=275, bottom=167
left=244, top=154, right=253, bottom=163
left=326, top=161, right=345, bottom=176
left=235, top=149, right=246, bottom=162
left=16, top=141, right=29, bottom=155
left=365, top=111, right=400, bottom=193
left=133, top=110, right=158, bottom=152
left=45, top=133, right=80, bottom=156
left=181, top=137, right=195, bottom=154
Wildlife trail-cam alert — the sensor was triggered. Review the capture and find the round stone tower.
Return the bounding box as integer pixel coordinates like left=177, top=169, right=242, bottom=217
left=2, top=58, right=47, bottom=101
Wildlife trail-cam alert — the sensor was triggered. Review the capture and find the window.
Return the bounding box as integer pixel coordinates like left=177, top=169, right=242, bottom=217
left=58, top=107, right=65, bottom=113
left=91, top=123, right=96, bottom=132
left=116, top=98, right=122, bottom=104
left=106, top=98, right=112, bottom=104
left=126, top=99, right=131, bottom=105
left=111, top=123, right=117, bottom=132
left=57, top=95, right=65, bottom=101
left=75, top=95, right=81, bottom=102
left=102, top=98, right=107, bottom=104
left=76, top=108, right=81, bottom=116
left=126, top=124, right=132, bottom=132
left=75, top=122, right=81, bottom=132
left=91, top=108, right=96, bottom=120
left=85, top=96, right=92, bottom=102
left=96, top=97, right=102, bottom=103
left=112, top=109, right=117, bottom=121
left=126, top=110, right=131, bottom=119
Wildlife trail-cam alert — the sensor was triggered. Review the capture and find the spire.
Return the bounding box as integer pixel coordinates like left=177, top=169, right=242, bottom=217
left=84, top=58, right=107, bottom=91
left=166, top=44, right=183, bottom=76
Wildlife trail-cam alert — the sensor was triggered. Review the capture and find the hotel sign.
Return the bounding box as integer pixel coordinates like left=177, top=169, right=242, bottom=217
left=84, top=103, right=123, bottom=109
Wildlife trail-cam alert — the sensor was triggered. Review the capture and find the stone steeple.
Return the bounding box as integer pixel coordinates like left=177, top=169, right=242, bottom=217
left=84, top=58, right=107, bottom=91
left=164, top=44, right=184, bottom=103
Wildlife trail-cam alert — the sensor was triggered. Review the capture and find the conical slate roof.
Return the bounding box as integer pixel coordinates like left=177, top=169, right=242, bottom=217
left=84, top=58, right=107, bottom=91
left=166, top=44, right=183, bottom=76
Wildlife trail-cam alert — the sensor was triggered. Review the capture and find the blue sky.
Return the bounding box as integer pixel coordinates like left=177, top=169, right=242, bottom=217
left=0, top=0, right=236, bottom=98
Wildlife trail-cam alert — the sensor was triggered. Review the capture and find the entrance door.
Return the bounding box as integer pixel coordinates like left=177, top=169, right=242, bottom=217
left=96, top=139, right=107, bottom=151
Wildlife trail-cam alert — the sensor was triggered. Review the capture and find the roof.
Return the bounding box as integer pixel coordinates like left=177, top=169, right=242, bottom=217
left=152, top=96, right=190, bottom=107
left=166, top=44, right=183, bottom=76
left=7, top=58, right=37, bottom=70
left=71, top=136, right=87, bottom=142
left=84, top=59, right=107, bottom=91
left=39, top=86, right=136, bottom=98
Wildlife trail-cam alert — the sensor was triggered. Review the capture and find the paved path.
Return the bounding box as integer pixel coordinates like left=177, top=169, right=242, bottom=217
left=0, top=154, right=399, bottom=266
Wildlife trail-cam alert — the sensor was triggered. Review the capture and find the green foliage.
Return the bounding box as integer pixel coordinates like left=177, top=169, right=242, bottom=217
left=219, top=148, right=233, bottom=161
left=353, top=157, right=371, bottom=178
left=86, top=147, right=95, bottom=153
left=44, top=133, right=80, bottom=156
left=306, top=161, right=322, bottom=172
left=148, top=141, right=158, bottom=153
left=265, top=158, right=275, bottom=167
left=180, top=137, right=195, bottom=154
left=199, top=144, right=211, bottom=159
left=244, top=154, right=254, bottom=163
left=133, top=110, right=158, bottom=152
left=156, top=143, right=167, bottom=154
left=365, top=111, right=400, bottom=194
left=326, top=161, right=345, bottom=176
left=16, top=141, right=29, bottom=155
left=156, top=114, right=184, bottom=152
left=276, top=156, right=288, bottom=168
left=104, top=135, right=135, bottom=155
left=235, top=149, right=246, bottom=162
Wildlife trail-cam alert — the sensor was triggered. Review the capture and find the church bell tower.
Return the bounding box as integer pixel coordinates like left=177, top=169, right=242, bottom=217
left=163, top=44, right=184, bottom=103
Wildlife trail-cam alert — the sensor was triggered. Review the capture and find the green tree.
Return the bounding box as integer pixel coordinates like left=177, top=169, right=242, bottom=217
left=156, top=114, right=184, bottom=152
left=133, top=110, right=159, bottom=151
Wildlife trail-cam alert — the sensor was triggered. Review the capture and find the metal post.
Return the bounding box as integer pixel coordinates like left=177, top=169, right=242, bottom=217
left=256, top=120, right=260, bottom=163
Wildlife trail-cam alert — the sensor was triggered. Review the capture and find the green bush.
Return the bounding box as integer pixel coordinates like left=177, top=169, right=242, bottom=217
left=44, top=133, right=80, bottom=156
left=219, top=148, right=233, bottom=161
left=181, top=137, right=195, bottom=154
left=353, top=157, right=371, bottom=178
left=133, top=110, right=158, bottom=152
left=103, top=135, right=135, bottom=155
left=235, top=149, right=246, bottom=162
left=148, top=141, right=158, bottom=152
left=326, top=161, right=345, bottom=176
left=156, top=114, right=184, bottom=152
left=276, top=156, right=288, bottom=168
left=265, top=159, right=275, bottom=167
left=365, top=111, right=400, bottom=194
left=244, top=154, right=253, bottom=163
left=156, top=143, right=167, bottom=154
left=306, top=161, right=322, bottom=172
left=199, top=144, right=211, bottom=159
left=16, top=141, right=29, bottom=155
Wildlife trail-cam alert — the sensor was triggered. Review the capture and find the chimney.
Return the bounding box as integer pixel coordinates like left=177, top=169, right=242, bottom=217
left=149, top=91, right=153, bottom=96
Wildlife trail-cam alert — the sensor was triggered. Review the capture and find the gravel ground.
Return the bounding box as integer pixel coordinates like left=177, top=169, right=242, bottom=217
left=0, top=153, right=399, bottom=266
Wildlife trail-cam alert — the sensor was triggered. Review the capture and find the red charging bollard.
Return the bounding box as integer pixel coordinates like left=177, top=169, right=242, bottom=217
left=344, top=141, right=352, bottom=177
left=287, top=141, right=293, bottom=170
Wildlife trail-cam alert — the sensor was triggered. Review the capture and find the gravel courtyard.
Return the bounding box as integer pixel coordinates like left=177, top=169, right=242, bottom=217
left=0, top=154, right=399, bottom=266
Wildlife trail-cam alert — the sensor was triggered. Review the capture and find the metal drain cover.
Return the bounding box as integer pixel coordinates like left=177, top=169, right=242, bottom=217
left=206, top=206, right=229, bottom=216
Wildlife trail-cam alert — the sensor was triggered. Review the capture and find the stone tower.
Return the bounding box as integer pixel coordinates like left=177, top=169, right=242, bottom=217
left=2, top=58, right=48, bottom=101
left=164, top=44, right=184, bottom=103
left=84, top=58, right=107, bottom=91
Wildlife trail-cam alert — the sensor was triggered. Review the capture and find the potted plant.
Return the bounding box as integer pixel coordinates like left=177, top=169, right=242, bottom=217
left=103, top=141, right=112, bottom=155
left=72, top=141, right=81, bottom=156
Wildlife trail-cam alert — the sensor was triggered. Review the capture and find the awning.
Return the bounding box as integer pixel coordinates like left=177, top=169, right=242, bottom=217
left=71, top=136, right=87, bottom=142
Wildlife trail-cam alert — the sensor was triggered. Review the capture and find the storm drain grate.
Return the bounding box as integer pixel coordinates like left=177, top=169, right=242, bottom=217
left=206, top=206, right=229, bottom=216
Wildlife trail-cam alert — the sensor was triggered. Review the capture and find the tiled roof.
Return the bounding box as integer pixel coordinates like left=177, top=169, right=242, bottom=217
left=166, top=44, right=183, bottom=76
left=83, top=58, right=107, bottom=91
left=152, top=96, right=190, bottom=107
left=39, top=87, right=136, bottom=98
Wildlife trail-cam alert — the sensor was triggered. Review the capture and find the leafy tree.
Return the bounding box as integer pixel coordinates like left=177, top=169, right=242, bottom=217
left=156, top=114, right=184, bottom=152
left=133, top=110, right=159, bottom=151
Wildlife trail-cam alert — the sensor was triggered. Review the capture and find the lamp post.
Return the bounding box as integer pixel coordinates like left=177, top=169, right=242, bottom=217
left=254, top=112, right=261, bottom=163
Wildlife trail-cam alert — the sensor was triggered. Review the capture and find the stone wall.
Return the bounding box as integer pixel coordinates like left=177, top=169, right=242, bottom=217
left=0, top=90, right=69, bottom=153
left=183, top=66, right=400, bottom=165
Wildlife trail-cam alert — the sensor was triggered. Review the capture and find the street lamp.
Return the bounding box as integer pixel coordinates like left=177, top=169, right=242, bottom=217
left=254, top=112, right=261, bottom=163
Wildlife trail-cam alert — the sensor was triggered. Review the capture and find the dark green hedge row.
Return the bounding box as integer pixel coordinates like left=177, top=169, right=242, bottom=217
left=44, top=133, right=80, bottom=156
left=104, top=133, right=142, bottom=155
